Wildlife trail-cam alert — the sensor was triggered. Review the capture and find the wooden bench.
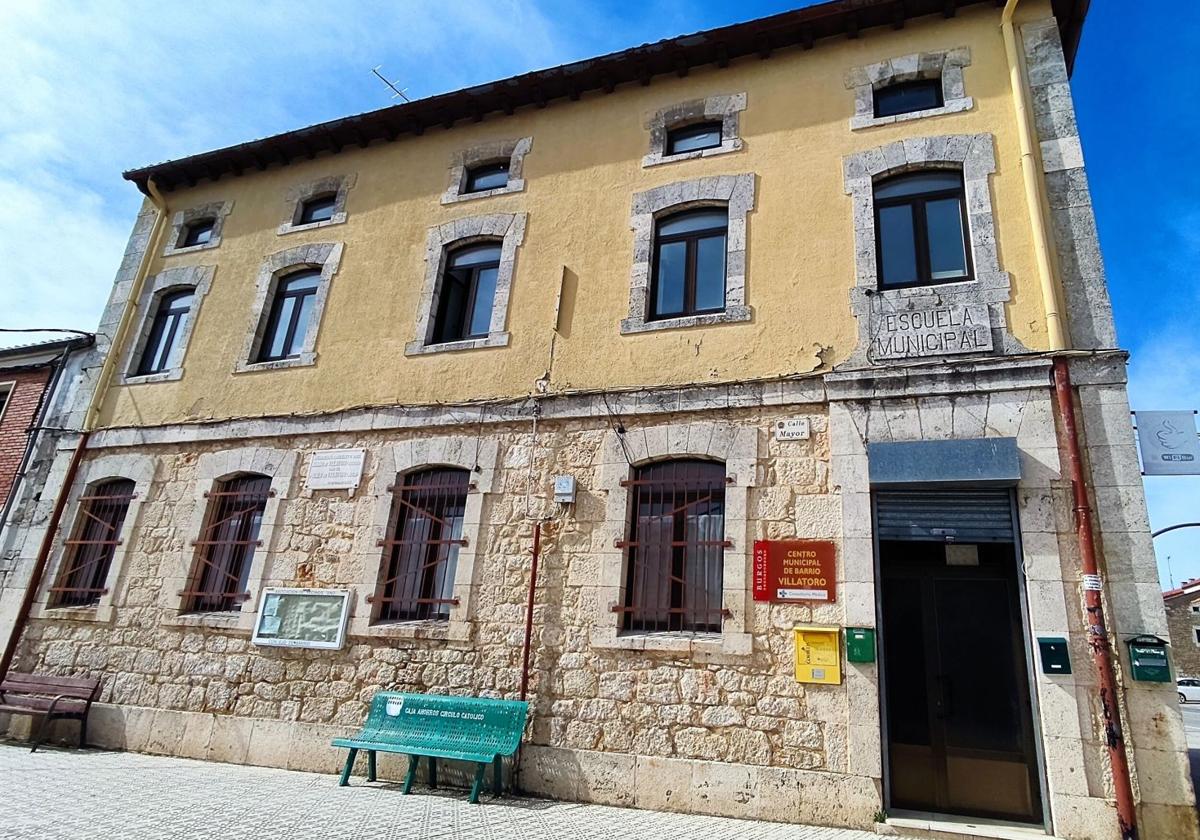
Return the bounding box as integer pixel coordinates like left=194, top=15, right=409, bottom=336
left=332, top=691, right=528, bottom=803
left=0, top=673, right=101, bottom=752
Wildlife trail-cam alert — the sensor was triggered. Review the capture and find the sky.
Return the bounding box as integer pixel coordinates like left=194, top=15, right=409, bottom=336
left=1, top=1, right=1198, bottom=589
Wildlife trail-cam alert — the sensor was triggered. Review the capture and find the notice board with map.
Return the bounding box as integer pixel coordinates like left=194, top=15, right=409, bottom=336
left=251, top=588, right=351, bottom=650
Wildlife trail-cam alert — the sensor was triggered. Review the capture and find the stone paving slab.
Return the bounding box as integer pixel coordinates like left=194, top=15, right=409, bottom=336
left=0, top=743, right=879, bottom=840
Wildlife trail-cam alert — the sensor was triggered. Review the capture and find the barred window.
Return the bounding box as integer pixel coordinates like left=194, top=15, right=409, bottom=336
left=48, top=478, right=136, bottom=608
left=618, top=459, right=727, bottom=633
left=182, top=473, right=271, bottom=613
left=372, top=467, right=469, bottom=623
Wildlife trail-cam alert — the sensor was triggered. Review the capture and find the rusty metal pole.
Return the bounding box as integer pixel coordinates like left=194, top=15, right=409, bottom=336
left=0, top=432, right=90, bottom=682
left=519, top=522, right=542, bottom=702
left=1052, top=357, right=1138, bottom=840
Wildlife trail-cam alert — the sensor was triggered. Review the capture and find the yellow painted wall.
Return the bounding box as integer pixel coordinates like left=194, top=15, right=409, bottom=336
left=99, top=2, right=1055, bottom=428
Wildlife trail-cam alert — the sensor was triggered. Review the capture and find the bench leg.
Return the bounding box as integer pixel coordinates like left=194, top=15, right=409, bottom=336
left=469, top=762, right=486, bottom=804
left=493, top=755, right=502, bottom=797
left=428, top=757, right=437, bottom=790
left=338, top=748, right=358, bottom=786
left=30, top=715, right=51, bottom=754
left=366, top=750, right=377, bottom=783
left=402, top=755, right=418, bottom=795
left=78, top=715, right=88, bottom=749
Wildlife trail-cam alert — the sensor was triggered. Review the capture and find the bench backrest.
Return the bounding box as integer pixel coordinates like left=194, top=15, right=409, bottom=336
left=0, top=672, right=101, bottom=701
left=358, top=692, right=527, bottom=756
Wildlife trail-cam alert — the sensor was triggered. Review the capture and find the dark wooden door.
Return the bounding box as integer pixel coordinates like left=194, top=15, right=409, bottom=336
left=880, top=540, right=1042, bottom=823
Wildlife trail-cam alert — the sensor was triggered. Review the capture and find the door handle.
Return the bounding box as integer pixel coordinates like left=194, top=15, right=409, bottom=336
left=934, top=675, right=953, bottom=720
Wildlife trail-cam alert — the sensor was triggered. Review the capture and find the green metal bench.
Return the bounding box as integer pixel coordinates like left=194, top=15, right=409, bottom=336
left=332, top=691, right=528, bottom=803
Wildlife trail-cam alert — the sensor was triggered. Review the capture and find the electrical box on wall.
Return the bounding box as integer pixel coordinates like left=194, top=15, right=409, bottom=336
left=1037, top=637, right=1071, bottom=675
left=846, top=627, right=876, bottom=663
left=794, top=625, right=842, bottom=685
left=553, top=475, right=576, bottom=504
left=1127, top=634, right=1171, bottom=683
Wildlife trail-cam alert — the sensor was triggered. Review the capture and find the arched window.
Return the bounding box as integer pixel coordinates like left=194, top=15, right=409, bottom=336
left=620, top=459, right=726, bottom=633
left=465, top=162, right=509, bottom=193
left=180, top=217, right=216, bottom=247
left=666, top=121, right=723, bottom=156
left=259, top=269, right=320, bottom=362
left=651, top=208, right=728, bottom=320
left=433, top=243, right=502, bottom=344
left=183, top=473, right=271, bottom=613
left=137, top=290, right=195, bottom=375
left=374, top=467, right=470, bottom=622
left=874, top=170, right=971, bottom=289
left=48, top=478, right=136, bottom=608
left=298, top=193, right=337, bottom=225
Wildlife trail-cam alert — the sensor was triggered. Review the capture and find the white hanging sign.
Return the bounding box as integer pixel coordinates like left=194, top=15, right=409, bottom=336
left=1135, top=411, right=1200, bottom=476
left=306, top=448, right=366, bottom=490
left=773, top=417, right=811, bottom=442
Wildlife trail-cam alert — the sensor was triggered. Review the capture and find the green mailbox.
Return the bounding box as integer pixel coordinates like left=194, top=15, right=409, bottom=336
left=846, top=627, right=876, bottom=663
left=1127, top=635, right=1171, bottom=683
left=1037, top=637, right=1071, bottom=675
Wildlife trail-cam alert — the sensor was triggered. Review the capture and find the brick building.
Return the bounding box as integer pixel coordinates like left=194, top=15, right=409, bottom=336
left=0, top=1, right=1195, bottom=837
left=1163, top=580, right=1200, bottom=678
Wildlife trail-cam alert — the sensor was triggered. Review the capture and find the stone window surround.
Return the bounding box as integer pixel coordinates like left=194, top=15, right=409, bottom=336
left=162, top=200, right=234, bottom=256
left=160, top=447, right=297, bottom=632
left=235, top=242, right=344, bottom=373
left=441, top=137, right=533, bottom=205
left=119, top=265, right=215, bottom=385
left=348, top=436, right=499, bottom=643
left=277, top=174, right=356, bottom=235
left=642, top=93, right=746, bottom=168
left=32, top=453, right=157, bottom=625
left=405, top=213, right=526, bottom=356
left=0, top=381, right=13, bottom=425
left=845, top=48, right=972, bottom=130
left=841, top=133, right=1021, bottom=366
left=592, top=422, right=756, bottom=658
left=621, top=173, right=755, bottom=335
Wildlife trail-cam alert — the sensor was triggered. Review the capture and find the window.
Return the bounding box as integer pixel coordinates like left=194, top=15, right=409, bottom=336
left=1194, top=628, right=1200, bottom=645
left=181, top=218, right=216, bottom=248
left=0, top=384, right=10, bottom=421
left=432, top=243, right=501, bottom=344
left=47, top=479, right=136, bottom=608
left=465, top=162, right=509, bottom=194
left=619, top=459, right=727, bottom=633
left=651, top=208, right=728, bottom=320
left=1191, top=603, right=1199, bottom=614
left=874, top=171, right=971, bottom=289
left=874, top=79, right=944, bottom=119
left=183, top=473, right=271, bottom=613
left=373, top=468, right=469, bottom=623
left=136, top=290, right=195, bottom=376
left=298, top=194, right=337, bottom=225
left=259, top=270, right=320, bottom=361
left=666, top=121, right=723, bottom=156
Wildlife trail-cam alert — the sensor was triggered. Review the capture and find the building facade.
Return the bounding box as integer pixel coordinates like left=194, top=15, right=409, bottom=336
left=1163, top=581, right=1200, bottom=678
left=1, top=1, right=1195, bottom=837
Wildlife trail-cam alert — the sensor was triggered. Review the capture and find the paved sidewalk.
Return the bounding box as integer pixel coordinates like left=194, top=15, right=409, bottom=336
left=0, top=743, right=878, bottom=840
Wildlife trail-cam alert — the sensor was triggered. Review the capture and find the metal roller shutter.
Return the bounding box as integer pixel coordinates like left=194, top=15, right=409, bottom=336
left=873, top=489, right=1015, bottom=543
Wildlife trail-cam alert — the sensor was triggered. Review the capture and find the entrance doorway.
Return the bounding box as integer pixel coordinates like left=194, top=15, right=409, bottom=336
left=876, top=491, right=1043, bottom=824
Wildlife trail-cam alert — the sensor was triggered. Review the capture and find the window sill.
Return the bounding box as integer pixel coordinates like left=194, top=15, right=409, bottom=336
left=276, top=214, right=347, bottom=236
left=120, top=368, right=183, bottom=385
left=233, top=352, right=317, bottom=373
left=642, top=139, right=743, bottom=168
left=162, top=240, right=220, bottom=258
left=620, top=306, right=751, bottom=335
left=850, top=97, right=972, bottom=130
left=441, top=180, right=525, bottom=205
left=161, top=610, right=253, bottom=633
left=591, top=628, right=751, bottom=657
left=35, top=603, right=114, bottom=624
left=404, top=332, right=510, bottom=356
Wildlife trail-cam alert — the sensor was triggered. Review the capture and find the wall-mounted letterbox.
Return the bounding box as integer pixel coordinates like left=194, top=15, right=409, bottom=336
left=1127, top=635, right=1171, bottom=683
left=1037, top=637, right=1071, bottom=675
left=846, top=627, right=876, bottom=663
left=794, top=625, right=842, bottom=685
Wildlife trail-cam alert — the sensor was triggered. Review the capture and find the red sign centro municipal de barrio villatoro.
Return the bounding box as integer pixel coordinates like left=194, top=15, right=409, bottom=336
left=752, top=540, right=837, bottom=603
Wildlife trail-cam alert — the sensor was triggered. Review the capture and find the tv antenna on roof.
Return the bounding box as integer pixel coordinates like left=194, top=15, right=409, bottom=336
left=371, top=66, right=411, bottom=102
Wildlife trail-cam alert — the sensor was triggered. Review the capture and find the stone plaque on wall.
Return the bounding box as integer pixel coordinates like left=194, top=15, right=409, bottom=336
left=870, top=302, right=992, bottom=360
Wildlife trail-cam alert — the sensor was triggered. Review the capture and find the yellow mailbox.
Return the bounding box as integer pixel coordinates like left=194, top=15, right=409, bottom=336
left=794, top=624, right=842, bottom=685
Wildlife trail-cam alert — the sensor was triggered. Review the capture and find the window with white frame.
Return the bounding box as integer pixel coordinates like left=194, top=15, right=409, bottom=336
left=643, top=93, right=746, bottom=168
left=277, top=174, right=355, bottom=235
left=442, top=137, right=532, bottom=204
left=845, top=48, right=973, bottom=130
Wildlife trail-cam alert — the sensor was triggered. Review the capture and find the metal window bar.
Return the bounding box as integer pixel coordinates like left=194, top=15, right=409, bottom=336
left=181, top=476, right=271, bottom=613
left=372, top=468, right=469, bottom=623
left=620, top=460, right=727, bottom=633
left=48, top=480, right=137, bottom=607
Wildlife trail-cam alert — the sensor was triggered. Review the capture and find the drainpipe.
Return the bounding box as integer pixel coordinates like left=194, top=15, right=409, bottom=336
left=1052, top=359, right=1138, bottom=839
left=0, top=179, right=169, bottom=682
left=518, top=522, right=542, bottom=702
left=1001, top=0, right=1067, bottom=352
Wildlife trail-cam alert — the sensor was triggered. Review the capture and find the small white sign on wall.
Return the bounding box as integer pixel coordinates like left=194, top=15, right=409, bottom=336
left=773, top=417, right=811, bottom=442
left=305, top=449, right=366, bottom=492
